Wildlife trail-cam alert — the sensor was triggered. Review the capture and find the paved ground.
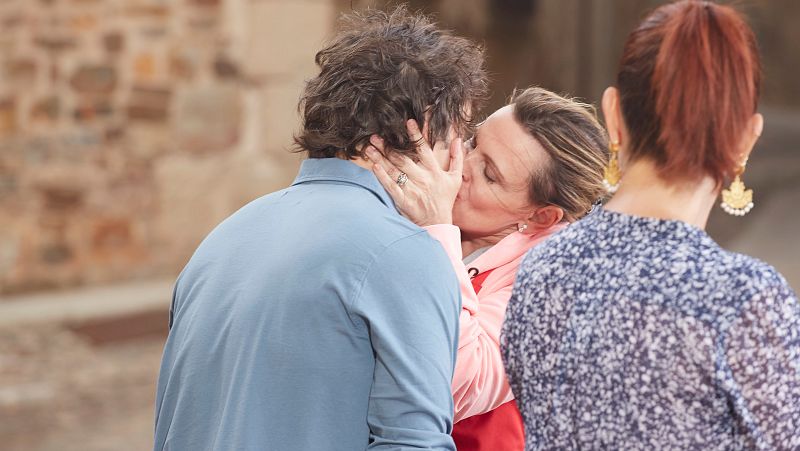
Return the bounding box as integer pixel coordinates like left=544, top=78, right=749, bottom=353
left=0, top=280, right=171, bottom=451
left=0, top=325, right=163, bottom=451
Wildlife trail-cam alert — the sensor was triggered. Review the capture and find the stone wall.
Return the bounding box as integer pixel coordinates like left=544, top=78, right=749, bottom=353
left=0, top=0, right=335, bottom=295
left=2, top=0, right=797, bottom=295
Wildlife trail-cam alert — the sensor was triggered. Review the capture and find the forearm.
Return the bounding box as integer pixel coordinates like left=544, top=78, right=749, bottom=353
left=451, top=294, right=515, bottom=422
left=424, top=225, right=478, bottom=313
left=425, top=224, right=514, bottom=421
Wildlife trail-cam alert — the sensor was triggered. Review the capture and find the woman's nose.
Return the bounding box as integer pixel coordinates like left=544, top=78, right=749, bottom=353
left=462, top=154, right=473, bottom=182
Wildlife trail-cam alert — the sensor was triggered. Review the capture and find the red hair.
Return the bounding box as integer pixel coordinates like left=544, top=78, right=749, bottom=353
left=616, top=0, right=761, bottom=185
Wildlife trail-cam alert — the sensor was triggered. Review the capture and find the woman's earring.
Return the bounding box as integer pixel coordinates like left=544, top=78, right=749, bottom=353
left=517, top=223, right=528, bottom=233
left=721, top=164, right=754, bottom=216
left=603, top=141, right=621, bottom=194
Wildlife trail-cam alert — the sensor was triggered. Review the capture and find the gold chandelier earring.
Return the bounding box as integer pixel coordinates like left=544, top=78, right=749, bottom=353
left=720, top=162, right=754, bottom=216
left=603, top=141, right=621, bottom=193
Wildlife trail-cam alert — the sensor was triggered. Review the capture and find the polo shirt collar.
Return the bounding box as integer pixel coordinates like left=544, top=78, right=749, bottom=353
left=292, top=158, right=397, bottom=211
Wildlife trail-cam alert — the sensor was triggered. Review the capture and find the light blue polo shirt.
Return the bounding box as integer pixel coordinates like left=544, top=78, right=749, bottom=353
left=154, top=158, right=461, bottom=451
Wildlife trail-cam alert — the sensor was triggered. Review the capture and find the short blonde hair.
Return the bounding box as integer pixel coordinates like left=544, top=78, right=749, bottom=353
left=511, top=87, right=608, bottom=222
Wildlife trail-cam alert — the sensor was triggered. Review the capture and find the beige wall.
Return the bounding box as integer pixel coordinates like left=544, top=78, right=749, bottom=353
left=0, top=0, right=336, bottom=294
left=2, top=0, right=798, bottom=295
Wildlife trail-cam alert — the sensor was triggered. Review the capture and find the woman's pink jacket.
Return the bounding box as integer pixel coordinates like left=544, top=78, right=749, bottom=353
left=425, top=223, right=566, bottom=422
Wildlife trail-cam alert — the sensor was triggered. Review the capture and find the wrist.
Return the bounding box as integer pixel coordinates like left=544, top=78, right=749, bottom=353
left=420, top=214, right=452, bottom=227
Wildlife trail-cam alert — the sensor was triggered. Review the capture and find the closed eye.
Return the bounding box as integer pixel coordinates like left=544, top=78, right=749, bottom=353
left=483, top=166, right=496, bottom=184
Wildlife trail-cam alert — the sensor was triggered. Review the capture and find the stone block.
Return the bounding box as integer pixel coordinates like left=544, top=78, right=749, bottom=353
left=39, top=243, right=73, bottom=265
left=133, top=53, right=156, bottom=81
left=140, top=26, right=168, bottom=39
left=123, top=123, right=170, bottom=160
left=0, top=173, right=18, bottom=198
left=0, top=234, right=19, bottom=279
left=29, top=165, right=97, bottom=210
left=6, top=58, right=37, bottom=83
left=50, top=64, right=60, bottom=83
left=186, top=15, right=219, bottom=33
left=0, top=98, right=17, bottom=137
left=73, top=100, right=113, bottom=122
left=91, top=217, right=133, bottom=251
left=33, top=35, right=77, bottom=52
left=70, top=65, right=117, bottom=95
left=69, top=14, right=98, bottom=31
left=39, top=187, right=85, bottom=212
left=213, top=54, right=240, bottom=79
left=126, top=85, right=171, bottom=122
left=2, top=12, right=24, bottom=30
left=174, top=85, right=241, bottom=154
left=102, top=32, right=124, bottom=54
left=30, top=97, right=60, bottom=122
left=244, top=0, right=335, bottom=77
left=168, top=45, right=204, bottom=81
left=104, top=126, right=125, bottom=143
left=124, top=4, right=170, bottom=20
left=189, top=0, right=221, bottom=7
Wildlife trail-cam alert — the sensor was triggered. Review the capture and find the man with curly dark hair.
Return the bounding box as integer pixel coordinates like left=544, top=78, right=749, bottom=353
left=154, top=6, right=487, bottom=451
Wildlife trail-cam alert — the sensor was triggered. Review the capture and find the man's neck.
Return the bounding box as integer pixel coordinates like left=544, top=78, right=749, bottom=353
left=347, top=156, right=373, bottom=171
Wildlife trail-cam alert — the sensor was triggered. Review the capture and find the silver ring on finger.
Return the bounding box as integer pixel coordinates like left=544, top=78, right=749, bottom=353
left=396, top=172, right=408, bottom=187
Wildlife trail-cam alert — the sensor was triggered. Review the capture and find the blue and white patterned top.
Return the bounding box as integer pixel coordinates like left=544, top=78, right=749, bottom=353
left=502, top=208, right=800, bottom=450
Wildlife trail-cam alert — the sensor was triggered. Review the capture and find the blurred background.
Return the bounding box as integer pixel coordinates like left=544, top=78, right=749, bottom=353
left=0, top=0, right=797, bottom=449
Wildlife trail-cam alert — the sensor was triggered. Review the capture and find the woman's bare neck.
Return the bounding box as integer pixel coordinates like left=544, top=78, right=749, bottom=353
left=460, top=226, right=515, bottom=258
left=604, top=158, right=718, bottom=230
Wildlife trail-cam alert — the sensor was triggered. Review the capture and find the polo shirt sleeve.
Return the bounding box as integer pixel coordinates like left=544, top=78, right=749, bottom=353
left=352, top=232, right=461, bottom=450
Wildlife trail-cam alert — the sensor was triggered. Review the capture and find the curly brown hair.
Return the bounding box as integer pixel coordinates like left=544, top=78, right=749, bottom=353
left=294, top=6, right=488, bottom=159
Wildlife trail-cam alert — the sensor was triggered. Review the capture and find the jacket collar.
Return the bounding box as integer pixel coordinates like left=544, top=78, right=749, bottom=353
left=469, top=223, right=568, bottom=272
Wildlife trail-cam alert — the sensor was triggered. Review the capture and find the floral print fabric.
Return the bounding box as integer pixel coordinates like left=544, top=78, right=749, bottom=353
left=502, top=208, right=800, bottom=450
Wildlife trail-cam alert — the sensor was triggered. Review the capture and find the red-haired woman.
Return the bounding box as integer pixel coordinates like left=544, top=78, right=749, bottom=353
left=502, top=1, right=800, bottom=449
